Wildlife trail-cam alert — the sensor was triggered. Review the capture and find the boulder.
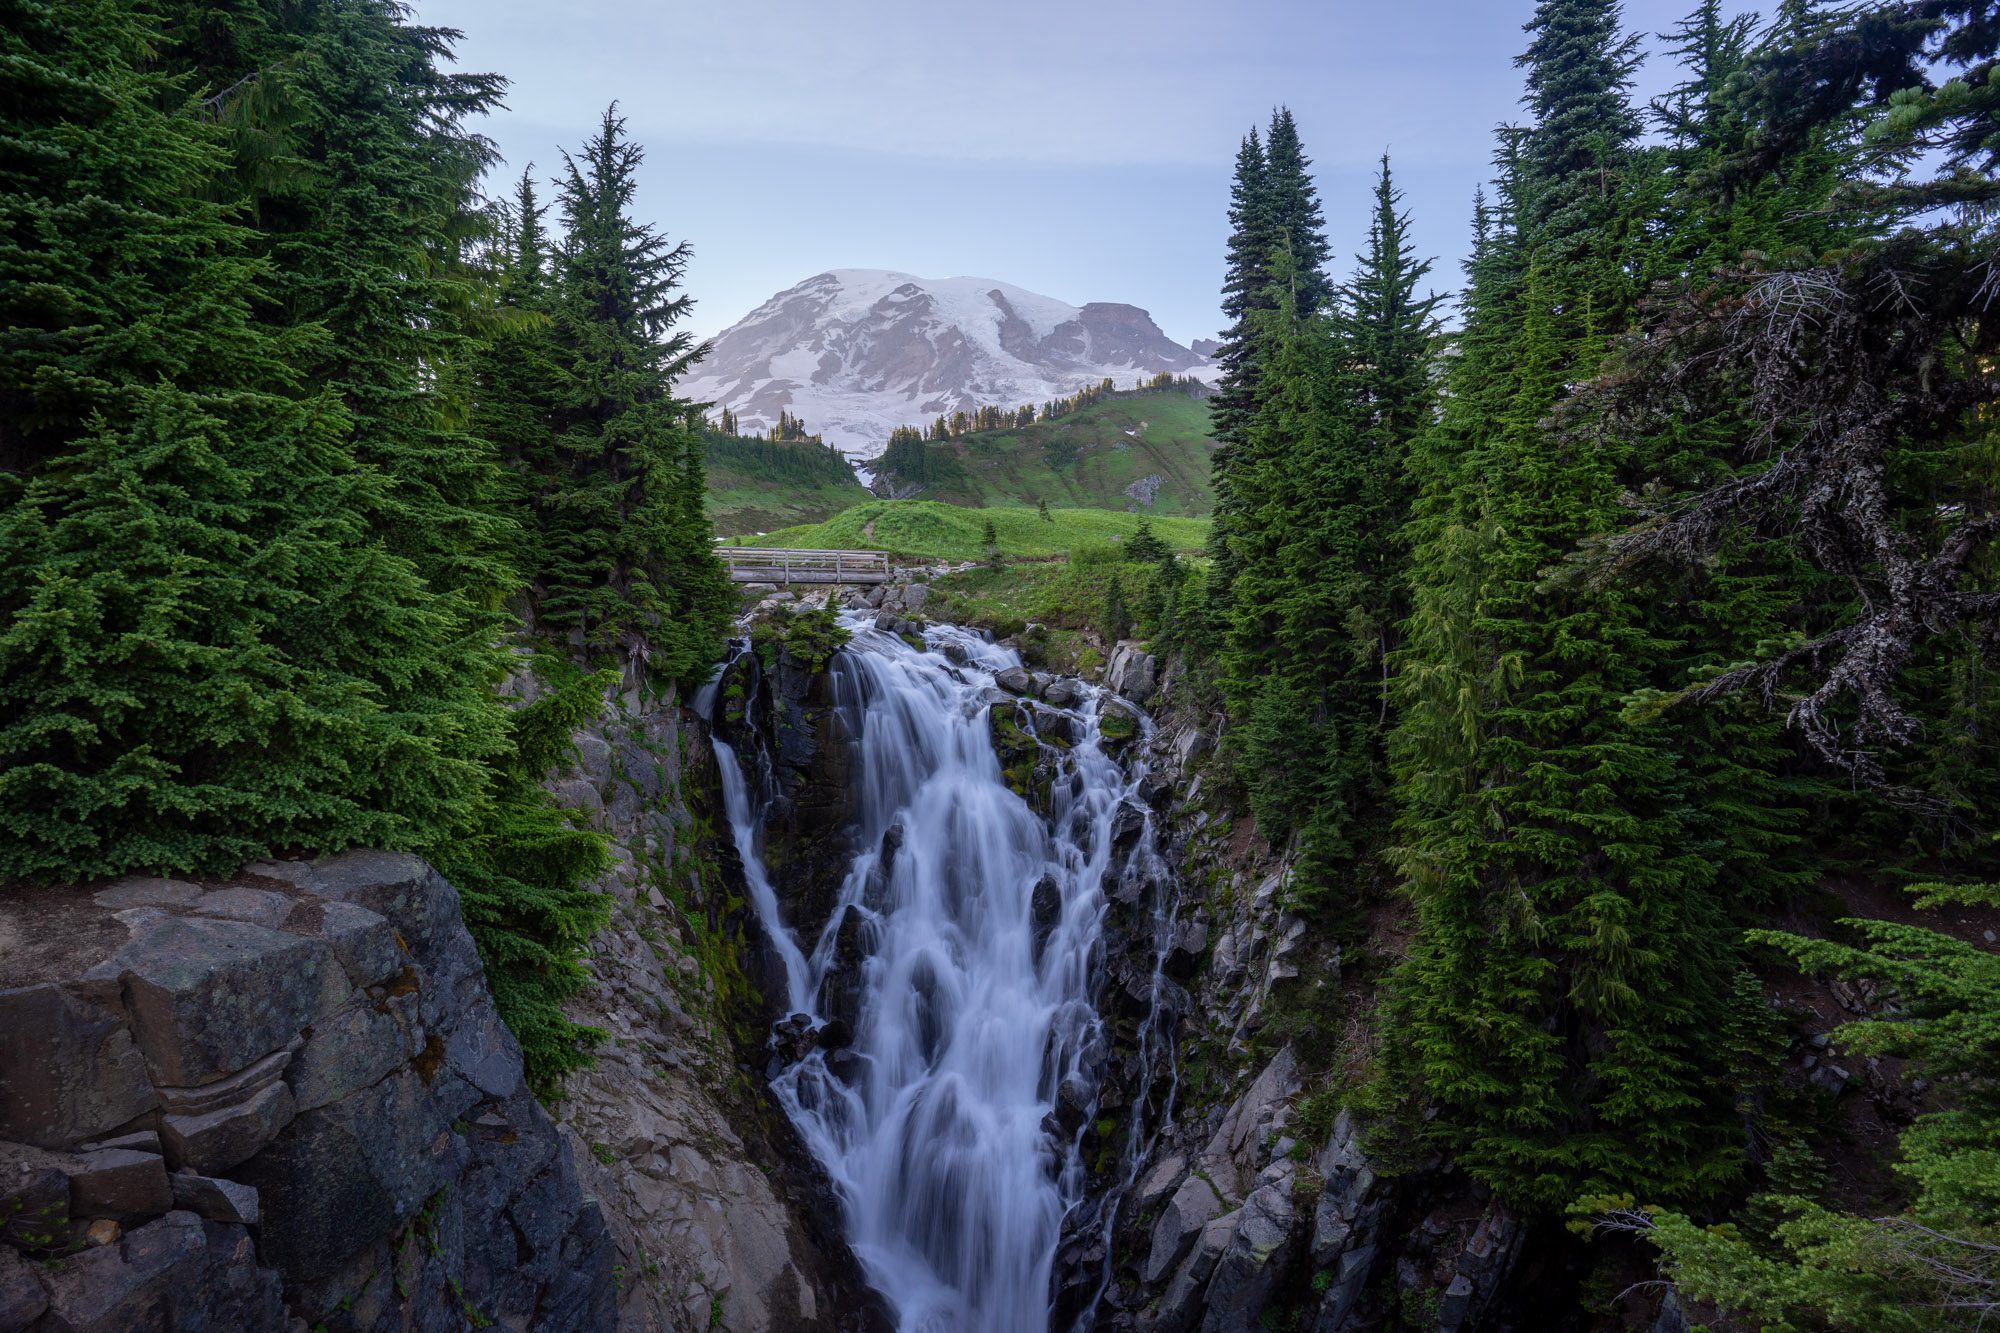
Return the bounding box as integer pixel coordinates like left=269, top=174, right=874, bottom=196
left=994, top=665, right=1034, bottom=696
left=29, top=1210, right=284, bottom=1333
left=1197, top=1168, right=1295, bottom=1333
left=1172, top=727, right=1215, bottom=774
left=67, top=1147, right=173, bottom=1222
left=0, top=1142, right=71, bottom=1250
left=1156, top=1209, right=1238, bottom=1332
left=111, top=915, right=343, bottom=1087
left=1030, top=875, right=1063, bottom=964
left=1144, top=1173, right=1225, bottom=1283
left=1043, top=677, right=1086, bottom=709
left=0, top=1246, right=48, bottom=1328
left=1106, top=641, right=1158, bottom=703
left=1134, top=1152, right=1187, bottom=1215
left=169, top=1172, right=260, bottom=1225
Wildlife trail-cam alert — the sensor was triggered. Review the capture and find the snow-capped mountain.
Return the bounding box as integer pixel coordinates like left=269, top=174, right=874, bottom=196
left=682, top=269, right=1216, bottom=459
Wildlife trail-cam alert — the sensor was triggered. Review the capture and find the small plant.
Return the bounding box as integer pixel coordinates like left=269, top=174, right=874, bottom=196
left=589, top=1142, right=616, bottom=1165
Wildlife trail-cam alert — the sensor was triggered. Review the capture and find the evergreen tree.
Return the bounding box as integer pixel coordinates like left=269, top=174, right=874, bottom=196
left=1261, top=108, right=1334, bottom=319
left=1606, top=886, right=2000, bottom=1329
left=1103, top=573, right=1131, bottom=645
left=470, top=167, right=563, bottom=586
left=1038, top=497, right=1052, bottom=522
left=0, top=0, right=496, bottom=878
left=1387, top=0, right=1751, bottom=1210
left=1126, top=517, right=1170, bottom=564
left=1206, top=128, right=1273, bottom=583
left=538, top=105, right=730, bottom=683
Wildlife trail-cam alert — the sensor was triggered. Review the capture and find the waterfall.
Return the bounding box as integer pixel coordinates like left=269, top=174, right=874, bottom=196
left=703, top=612, right=1163, bottom=1332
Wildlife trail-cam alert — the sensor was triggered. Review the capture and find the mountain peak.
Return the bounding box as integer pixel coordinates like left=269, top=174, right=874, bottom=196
left=682, top=271, right=1214, bottom=458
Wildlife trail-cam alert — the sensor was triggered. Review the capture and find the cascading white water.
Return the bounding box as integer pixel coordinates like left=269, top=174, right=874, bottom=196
left=704, top=613, right=1156, bottom=1332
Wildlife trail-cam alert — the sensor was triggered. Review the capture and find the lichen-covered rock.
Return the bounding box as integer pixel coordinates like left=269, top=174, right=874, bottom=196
left=0, top=854, right=615, bottom=1331
left=1197, top=1165, right=1295, bottom=1333
left=1145, top=1174, right=1225, bottom=1283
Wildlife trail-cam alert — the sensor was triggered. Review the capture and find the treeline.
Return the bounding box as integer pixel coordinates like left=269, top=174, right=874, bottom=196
left=702, top=433, right=859, bottom=487
left=898, top=373, right=1177, bottom=447
left=0, top=1, right=730, bottom=1088
left=878, top=374, right=1209, bottom=490
left=710, top=405, right=824, bottom=444
left=1165, top=3, right=1999, bottom=1324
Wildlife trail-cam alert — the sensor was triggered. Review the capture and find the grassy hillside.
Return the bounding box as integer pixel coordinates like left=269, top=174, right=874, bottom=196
left=702, top=432, right=874, bottom=536
left=742, top=501, right=1210, bottom=564
left=876, top=387, right=1218, bottom=516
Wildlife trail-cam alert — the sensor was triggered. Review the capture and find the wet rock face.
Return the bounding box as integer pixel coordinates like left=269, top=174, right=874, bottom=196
left=725, top=635, right=864, bottom=964
left=0, top=852, right=615, bottom=1333
left=539, top=668, right=889, bottom=1333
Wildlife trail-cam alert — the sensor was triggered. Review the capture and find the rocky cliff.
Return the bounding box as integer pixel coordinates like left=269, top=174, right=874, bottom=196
left=0, top=851, right=615, bottom=1332
left=529, top=662, right=883, bottom=1333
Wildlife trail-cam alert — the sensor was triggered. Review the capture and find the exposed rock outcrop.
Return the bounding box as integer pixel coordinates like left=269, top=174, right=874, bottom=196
left=0, top=852, right=614, bottom=1332
left=529, top=660, right=886, bottom=1332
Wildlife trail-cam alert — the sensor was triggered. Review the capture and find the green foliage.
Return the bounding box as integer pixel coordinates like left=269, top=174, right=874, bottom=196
left=534, top=106, right=732, bottom=683
left=757, top=501, right=1209, bottom=565
left=0, top=0, right=501, bottom=879
left=701, top=430, right=869, bottom=536
left=1597, top=884, right=2000, bottom=1330
left=0, top=2, right=733, bottom=1096
left=1103, top=574, right=1131, bottom=644
left=432, top=658, right=614, bottom=1095
left=751, top=606, right=851, bottom=675
left=1382, top=0, right=1774, bottom=1211
left=869, top=386, right=1218, bottom=516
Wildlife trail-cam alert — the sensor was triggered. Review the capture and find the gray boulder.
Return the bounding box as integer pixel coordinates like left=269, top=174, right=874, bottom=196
left=1107, top=640, right=1158, bottom=703
left=1144, top=1173, right=1225, bottom=1283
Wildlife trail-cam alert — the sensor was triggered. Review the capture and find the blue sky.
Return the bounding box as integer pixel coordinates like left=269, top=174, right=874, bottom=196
left=414, top=0, right=1762, bottom=346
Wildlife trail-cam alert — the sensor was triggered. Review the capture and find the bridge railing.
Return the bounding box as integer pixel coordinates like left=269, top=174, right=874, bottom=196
left=719, top=547, right=891, bottom=584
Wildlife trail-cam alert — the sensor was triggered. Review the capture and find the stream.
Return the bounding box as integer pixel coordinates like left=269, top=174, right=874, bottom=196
left=701, top=613, right=1173, bottom=1332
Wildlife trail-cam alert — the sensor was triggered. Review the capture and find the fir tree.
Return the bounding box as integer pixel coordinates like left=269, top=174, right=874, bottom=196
left=0, top=0, right=497, bottom=879
left=1207, top=128, right=1273, bottom=583
left=539, top=105, right=730, bottom=683
left=1261, top=108, right=1334, bottom=318
left=1386, top=0, right=1751, bottom=1211
left=1103, top=573, right=1131, bottom=645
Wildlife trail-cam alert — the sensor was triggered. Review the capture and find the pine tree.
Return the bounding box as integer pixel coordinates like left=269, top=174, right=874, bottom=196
left=1206, top=128, right=1273, bottom=584
left=1037, top=497, right=1052, bottom=522
left=1386, top=0, right=1751, bottom=1210
left=1103, top=573, right=1131, bottom=645
left=538, top=105, right=730, bottom=683
left=0, top=0, right=496, bottom=878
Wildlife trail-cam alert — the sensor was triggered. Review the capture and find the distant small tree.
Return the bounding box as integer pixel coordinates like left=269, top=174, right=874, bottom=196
left=1037, top=498, right=1052, bottom=522
left=982, top=517, right=1002, bottom=569
left=1104, top=573, right=1131, bottom=643
left=1126, top=517, right=1170, bottom=563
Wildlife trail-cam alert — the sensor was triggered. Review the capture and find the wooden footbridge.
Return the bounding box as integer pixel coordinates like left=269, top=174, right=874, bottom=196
left=720, top=547, right=891, bottom=585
